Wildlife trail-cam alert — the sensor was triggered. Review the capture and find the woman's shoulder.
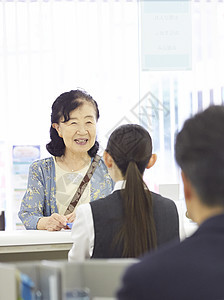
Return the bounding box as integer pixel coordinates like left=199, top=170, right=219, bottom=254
left=151, top=191, right=177, bottom=209
left=96, top=155, right=106, bottom=167
left=29, top=157, right=54, bottom=170
left=94, top=155, right=109, bottom=174
left=90, top=190, right=121, bottom=207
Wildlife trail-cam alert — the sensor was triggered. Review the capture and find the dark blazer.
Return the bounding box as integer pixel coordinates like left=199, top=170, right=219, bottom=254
left=90, top=190, right=179, bottom=258
left=117, top=214, right=224, bottom=300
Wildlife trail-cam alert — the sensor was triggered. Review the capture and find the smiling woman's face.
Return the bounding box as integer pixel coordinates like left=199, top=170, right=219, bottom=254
left=53, top=101, right=97, bottom=156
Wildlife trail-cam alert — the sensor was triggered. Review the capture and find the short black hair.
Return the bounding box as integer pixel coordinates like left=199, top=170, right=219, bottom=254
left=175, top=105, right=224, bottom=207
left=46, top=89, right=99, bottom=157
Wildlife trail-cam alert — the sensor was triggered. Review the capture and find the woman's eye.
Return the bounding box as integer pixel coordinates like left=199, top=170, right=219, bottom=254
left=70, top=122, right=77, bottom=125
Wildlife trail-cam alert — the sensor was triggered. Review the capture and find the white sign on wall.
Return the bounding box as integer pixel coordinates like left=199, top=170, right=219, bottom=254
left=140, top=0, right=192, bottom=71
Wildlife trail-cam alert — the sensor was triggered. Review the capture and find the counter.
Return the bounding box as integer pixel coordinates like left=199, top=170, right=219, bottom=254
left=0, top=229, right=73, bottom=262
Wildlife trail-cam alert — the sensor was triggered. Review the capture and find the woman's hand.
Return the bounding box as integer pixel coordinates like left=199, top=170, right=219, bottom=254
left=37, top=213, right=67, bottom=231
left=66, top=211, right=76, bottom=223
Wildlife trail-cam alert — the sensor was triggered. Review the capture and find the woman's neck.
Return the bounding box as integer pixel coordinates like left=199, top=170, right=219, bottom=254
left=56, top=152, right=91, bottom=172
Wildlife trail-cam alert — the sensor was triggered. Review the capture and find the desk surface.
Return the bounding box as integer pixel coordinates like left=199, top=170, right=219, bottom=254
left=0, top=230, right=73, bottom=261
left=0, top=229, right=73, bottom=246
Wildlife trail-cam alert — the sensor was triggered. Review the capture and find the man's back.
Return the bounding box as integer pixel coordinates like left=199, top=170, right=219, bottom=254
left=117, top=214, right=224, bottom=300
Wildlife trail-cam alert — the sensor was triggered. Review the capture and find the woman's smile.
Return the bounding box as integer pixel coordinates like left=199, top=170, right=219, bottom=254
left=74, top=138, right=88, bottom=145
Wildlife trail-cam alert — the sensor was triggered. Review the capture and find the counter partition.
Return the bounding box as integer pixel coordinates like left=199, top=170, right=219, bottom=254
left=0, top=229, right=73, bottom=262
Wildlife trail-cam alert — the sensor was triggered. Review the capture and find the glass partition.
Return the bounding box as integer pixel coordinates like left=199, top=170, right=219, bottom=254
left=1, top=0, right=224, bottom=229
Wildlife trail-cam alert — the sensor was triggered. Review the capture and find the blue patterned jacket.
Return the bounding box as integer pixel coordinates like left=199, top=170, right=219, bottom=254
left=18, top=156, right=114, bottom=229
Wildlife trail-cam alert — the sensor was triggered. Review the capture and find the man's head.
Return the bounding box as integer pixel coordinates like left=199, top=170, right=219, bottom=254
left=175, top=105, right=224, bottom=216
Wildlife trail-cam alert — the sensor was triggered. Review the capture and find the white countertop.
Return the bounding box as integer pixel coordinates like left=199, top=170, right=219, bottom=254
left=0, top=229, right=73, bottom=246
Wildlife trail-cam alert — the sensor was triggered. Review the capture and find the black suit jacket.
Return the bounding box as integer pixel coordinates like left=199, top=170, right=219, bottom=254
left=117, top=214, right=224, bottom=300
left=90, top=190, right=179, bottom=258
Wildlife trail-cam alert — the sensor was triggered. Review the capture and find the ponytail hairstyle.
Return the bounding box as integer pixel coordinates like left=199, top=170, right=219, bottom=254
left=106, top=124, right=157, bottom=258
left=46, top=89, right=100, bottom=157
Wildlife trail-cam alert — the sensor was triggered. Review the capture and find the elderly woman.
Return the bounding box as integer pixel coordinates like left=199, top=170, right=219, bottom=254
left=18, top=90, right=114, bottom=230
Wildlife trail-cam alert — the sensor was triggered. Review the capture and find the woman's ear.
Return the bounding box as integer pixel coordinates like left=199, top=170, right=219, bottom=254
left=146, top=154, right=157, bottom=169
left=103, top=151, right=113, bottom=169
left=52, top=123, right=62, bottom=137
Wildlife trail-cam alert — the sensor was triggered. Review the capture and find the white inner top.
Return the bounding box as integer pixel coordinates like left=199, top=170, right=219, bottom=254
left=53, top=157, right=91, bottom=215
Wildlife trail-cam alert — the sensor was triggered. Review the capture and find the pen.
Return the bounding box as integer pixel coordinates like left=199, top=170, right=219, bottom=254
left=66, top=222, right=73, bottom=229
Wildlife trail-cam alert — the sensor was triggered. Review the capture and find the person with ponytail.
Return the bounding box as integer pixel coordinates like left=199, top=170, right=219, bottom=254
left=18, top=89, right=114, bottom=230
left=68, top=124, right=179, bottom=261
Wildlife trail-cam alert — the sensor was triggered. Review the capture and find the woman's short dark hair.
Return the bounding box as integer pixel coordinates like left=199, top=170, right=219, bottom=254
left=175, top=105, right=224, bottom=207
left=46, top=89, right=100, bottom=157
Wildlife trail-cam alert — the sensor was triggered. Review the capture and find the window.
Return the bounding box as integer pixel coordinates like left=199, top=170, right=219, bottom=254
left=1, top=0, right=224, bottom=230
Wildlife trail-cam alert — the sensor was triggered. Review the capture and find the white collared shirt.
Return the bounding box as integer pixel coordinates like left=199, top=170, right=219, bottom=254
left=68, top=181, right=125, bottom=262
